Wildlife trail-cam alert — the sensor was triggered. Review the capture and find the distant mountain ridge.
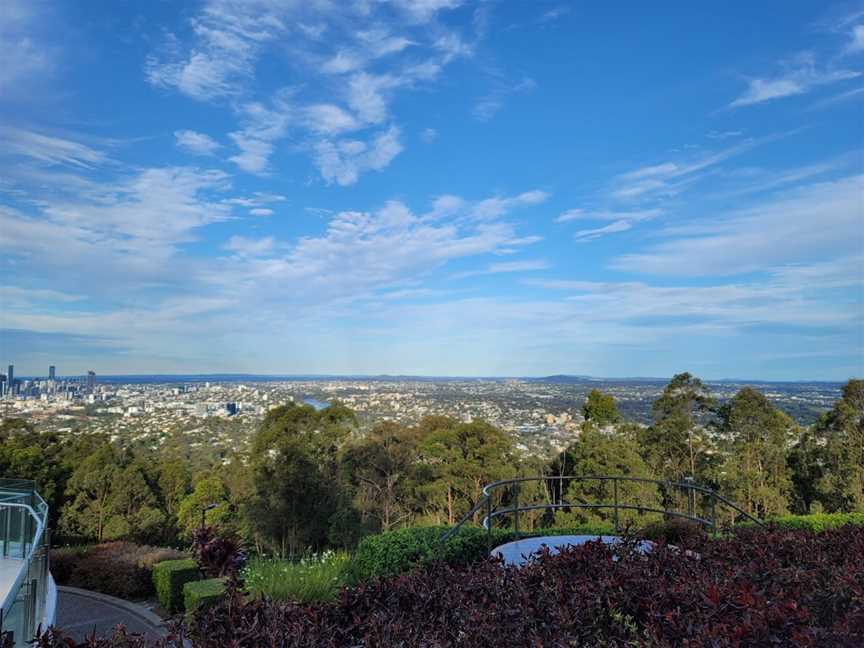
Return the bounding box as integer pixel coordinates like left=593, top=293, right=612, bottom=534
left=19, top=372, right=844, bottom=386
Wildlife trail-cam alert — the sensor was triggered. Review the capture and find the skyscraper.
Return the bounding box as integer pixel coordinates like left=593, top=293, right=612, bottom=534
left=6, top=365, right=13, bottom=396
left=49, top=365, right=56, bottom=381
left=86, top=370, right=96, bottom=393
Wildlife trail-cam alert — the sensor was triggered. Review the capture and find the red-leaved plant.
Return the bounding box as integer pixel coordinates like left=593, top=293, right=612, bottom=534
left=190, top=526, right=247, bottom=581
left=37, top=526, right=864, bottom=647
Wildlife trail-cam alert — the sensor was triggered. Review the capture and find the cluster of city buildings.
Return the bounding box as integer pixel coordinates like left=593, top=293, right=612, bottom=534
left=1, top=365, right=95, bottom=401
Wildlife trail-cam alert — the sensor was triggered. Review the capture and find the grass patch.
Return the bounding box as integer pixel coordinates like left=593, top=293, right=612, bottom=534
left=242, top=551, right=351, bottom=603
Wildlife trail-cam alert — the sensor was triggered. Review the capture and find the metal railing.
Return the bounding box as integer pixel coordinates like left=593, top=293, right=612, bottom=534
left=0, top=483, right=50, bottom=648
left=438, top=475, right=766, bottom=555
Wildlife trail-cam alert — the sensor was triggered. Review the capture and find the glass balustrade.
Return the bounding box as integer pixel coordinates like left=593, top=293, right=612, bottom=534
left=0, top=480, right=51, bottom=648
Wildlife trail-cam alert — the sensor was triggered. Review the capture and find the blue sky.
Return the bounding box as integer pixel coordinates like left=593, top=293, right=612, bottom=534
left=0, top=0, right=862, bottom=380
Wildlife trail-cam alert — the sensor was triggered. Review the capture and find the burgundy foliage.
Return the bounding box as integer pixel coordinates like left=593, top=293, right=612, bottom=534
left=49, top=542, right=188, bottom=599
left=190, top=526, right=246, bottom=580
left=44, top=527, right=864, bottom=647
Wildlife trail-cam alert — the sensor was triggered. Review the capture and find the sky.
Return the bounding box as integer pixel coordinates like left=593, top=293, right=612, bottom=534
left=0, top=0, right=862, bottom=380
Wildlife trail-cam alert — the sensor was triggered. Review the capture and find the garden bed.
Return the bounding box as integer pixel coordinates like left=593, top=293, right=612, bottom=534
left=180, top=526, right=864, bottom=646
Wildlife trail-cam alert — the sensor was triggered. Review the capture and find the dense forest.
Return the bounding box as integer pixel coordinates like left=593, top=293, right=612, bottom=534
left=1, top=374, right=861, bottom=557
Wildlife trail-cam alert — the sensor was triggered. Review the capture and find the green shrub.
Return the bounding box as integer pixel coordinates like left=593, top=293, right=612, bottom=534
left=350, top=524, right=617, bottom=581
left=766, top=512, right=864, bottom=532
left=639, top=518, right=706, bottom=546
left=153, top=558, right=200, bottom=613
left=243, top=551, right=351, bottom=603
left=183, top=578, right=225, bottom=615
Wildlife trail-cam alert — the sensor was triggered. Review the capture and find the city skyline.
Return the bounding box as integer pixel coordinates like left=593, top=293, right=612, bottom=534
left=1, top=2, right=862, bottom=380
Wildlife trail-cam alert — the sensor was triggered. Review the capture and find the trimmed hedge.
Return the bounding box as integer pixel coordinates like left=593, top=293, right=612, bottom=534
left=767, top=512, right=864, bottom=532
left=350, top=524, right=615, bottom=581
left=153, top=558, right=200, bottom=614
left=183, top=578, right=226, bottom=615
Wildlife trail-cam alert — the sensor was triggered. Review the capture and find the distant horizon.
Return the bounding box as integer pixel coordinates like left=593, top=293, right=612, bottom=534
left=7, top=370, right=851, bottom=385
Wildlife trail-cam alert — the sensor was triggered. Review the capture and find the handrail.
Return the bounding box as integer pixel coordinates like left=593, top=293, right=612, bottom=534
left=0, top=501, right=47, bottom=618
left=438, top=475, right=766, bottom=557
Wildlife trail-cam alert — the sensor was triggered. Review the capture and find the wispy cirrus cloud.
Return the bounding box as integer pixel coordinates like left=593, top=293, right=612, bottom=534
left=556, top=208, right=661, bottom=223
left=0, top=127, right=107, bottom=168
left=472, top=76, right=536, bottom=121
left=730, top=52, right=860, bottom=107
left=808, top=85, right=864, bottom=109
left=470, top=190, right=548, bottom=219
left=612, top=174, right=863, bottom=276
left=609, top=137, right=770, bottom=201
left=557, top=208, right=663, bottom=242
left=452, top=258, right=549, bottom=279
left=0, top=165, right=235, bottom=292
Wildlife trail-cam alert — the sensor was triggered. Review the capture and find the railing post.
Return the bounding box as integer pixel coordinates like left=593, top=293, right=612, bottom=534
left=613, top=478, right=620, bottom=533
left=486, top=495, right=492, bottom=553
left=513, top=481, right=520, bottom=537
left=711, top=493, right=718, bottom=538
left=684, top=476, right=694, bottom=519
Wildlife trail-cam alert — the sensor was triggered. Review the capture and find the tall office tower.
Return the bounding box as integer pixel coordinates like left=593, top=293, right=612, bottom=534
left=6, top=365, right=13, bottom=396
left=49, top=365, right=56, bottom=381
left=86, top=370, right=96, bottom=393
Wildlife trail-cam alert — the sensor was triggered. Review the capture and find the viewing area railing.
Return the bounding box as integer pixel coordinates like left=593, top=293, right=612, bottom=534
left=439, top=475, right=766, bottom=554
left=0, top=479, right=50, bottom=648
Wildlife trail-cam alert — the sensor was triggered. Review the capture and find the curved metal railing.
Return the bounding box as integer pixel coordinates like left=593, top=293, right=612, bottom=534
left=0, top=493, right=50, bottom=647
left=438, top=475, right=766, bottom=555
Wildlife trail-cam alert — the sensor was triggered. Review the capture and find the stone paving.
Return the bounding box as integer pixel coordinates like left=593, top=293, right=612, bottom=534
left=54, top=586, right=165, bottom=643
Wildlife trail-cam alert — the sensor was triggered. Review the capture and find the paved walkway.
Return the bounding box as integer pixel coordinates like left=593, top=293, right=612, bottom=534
left=54, top=586, right=166, bottom=643
left=491, top=535, right=654, bottom=567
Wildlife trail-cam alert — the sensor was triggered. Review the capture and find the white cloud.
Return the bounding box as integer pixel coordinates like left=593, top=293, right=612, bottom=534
left=730, top=53, right=860, bottom=107
left=574, top=220, right=633, bottom=241
left=0, top=0, right=51, bottom=92
left=223, top=193, right=286, bottom=208
left=313, top=126, right=403, bottom=185
left=452, top=259, right=549, bottom=279
left=145, top=1, right=471, bottom=184
left=611, top=138, right=768, bottom=201
left=229, top=134, right=274, bottom=174
left=174, top=130, right=221, bottom=156
left=556, top=208, right=661, bottom=223
left=224, top=235, right=274, bottom=256
left=846, top=24, right=864, bottom=53
left=207, top=192, right=542, bottom=306
left=612, top=174, right=863, bottom=276
left=420, top=127, right=438, bottom=143
left=471, top=190, right=548, bottom=219
left=0, top=127, right=106, bottom=168
left=427, top=194, right=465, bottom=218
left=538, top=6, right=571, bottom=23
left=303, top=104, right=362, bottom=134
left=472, top=77, right=536, bottom=121
left=249, top=208, right=273, bottom=217
left=144, top=1, right=291, bottom=100
left=0, top=166, right=234, bottom=292
left=388, top=0, right=464, bottom=23
left=808, top=86, right=864, bottom=110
